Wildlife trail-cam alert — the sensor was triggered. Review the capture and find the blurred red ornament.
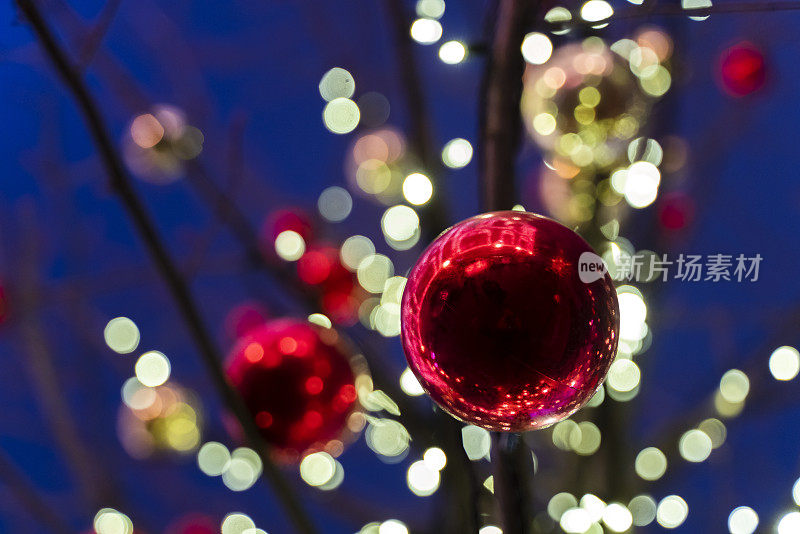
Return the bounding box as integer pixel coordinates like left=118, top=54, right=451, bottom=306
left=264, top=208, right=314, bottom=242
left=225, top=300, right=269, bottom=340
left=658, top=192, right=695, bottom=231
left=226, top=318, right=362, bottom=461
left=0, top=284, right=8, bottom=324
left=719, top=42, right=766, bottom=97
left=166, top=514, right=216, bottom=534
left=297, top=246, right=336, bottom=285
left=401, top=212, right=619, bottom=432
left=297, top=245, right=362, bottom=325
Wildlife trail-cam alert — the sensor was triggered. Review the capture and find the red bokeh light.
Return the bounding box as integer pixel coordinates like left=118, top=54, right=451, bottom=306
left=719, top=42, right=766, bottom=97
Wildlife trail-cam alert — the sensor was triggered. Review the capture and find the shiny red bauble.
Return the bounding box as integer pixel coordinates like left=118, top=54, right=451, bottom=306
left=719, top=42, right=766, bottom=97
left=401, top=212, right=619, bottom=432
left=225, top=318, right=360, bottom=461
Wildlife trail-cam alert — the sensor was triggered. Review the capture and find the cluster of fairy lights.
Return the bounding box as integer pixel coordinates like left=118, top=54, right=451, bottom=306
left=104, top=317, right=201, bottom=460
left=93, top=1, right=794, bottom=533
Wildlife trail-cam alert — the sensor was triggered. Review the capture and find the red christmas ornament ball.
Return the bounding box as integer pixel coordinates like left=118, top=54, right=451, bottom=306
left=226, top=318, right=360, bottom=461
left=719, top=42, right=766, bottom=97
left=165, top=514, right=216, bottom=534
left=401, top=212, right=619, bottom=432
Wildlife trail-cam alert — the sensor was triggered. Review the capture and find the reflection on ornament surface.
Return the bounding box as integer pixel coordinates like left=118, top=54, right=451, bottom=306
left=401, top=212, right=619, bottom=431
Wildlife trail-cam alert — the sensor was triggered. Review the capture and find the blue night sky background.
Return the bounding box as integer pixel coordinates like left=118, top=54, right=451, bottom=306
left=2, top=0, right=800, bottom=533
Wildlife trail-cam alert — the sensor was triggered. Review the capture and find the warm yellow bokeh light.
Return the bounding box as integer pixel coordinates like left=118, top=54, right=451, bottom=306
left=407, top=459, right=440, bottom=496
left=657, top=495, right=688, bottom=528
left=221, top=513, right=256, bottom=534
left=197, top=441, right=231, bottom=476
left=521, top=32, right=553, bottom=65
left=323, top=98, right=360, bottom=134
left=439, top=41, right=467, bottom=64
left=357, top=254, right=394, bottom=293
left=402, top=173, right=434, bottom=205
left=423, top=447, right=447, bottom=471
left=728, top=506, right=758, bottom=534
left=275, top=230, right=305, bottom=261
left=635, top=447, right=667, bottom=481
left=300, top=452, right=337, bottom=487
left=769, top=346, right=800, bottom=381
left=678, top=429, right=712, bottom=463
left=135, top=351, right=171, bottom=387
left=719, top=369, right=750, bottom=403
left=603, top=503, right=633, bottom=532
left=319, top=67, right=355, bottom=101
left=581, top=0, right=613, bottom=22
left=104, top=317, right=141, bottom=354
left=442, top=138, right=473, bottom=168
left=410, top=18, right=442, bottom=44
left=461, top=425, right=491, bottom=460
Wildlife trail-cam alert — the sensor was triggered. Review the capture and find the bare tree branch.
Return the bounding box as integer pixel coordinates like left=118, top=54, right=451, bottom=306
left=0, top=447, right=73, bottom=534
left=478, top=0, right=537, bottom=212
left=13, top=2, right=317, bottom=532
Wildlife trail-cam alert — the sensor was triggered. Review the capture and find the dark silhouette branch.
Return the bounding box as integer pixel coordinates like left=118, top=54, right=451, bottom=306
left=478, top=0, right=537, bottom=212
left=0, top=447, right=73, bottom=534
left=13, top=2, right=317, bottom=532
left=479, top=1, right=540, bottom=533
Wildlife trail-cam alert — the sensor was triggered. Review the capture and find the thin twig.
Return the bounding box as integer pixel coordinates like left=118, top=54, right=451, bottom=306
left=383, top=0, right=450, bottom=239
left=76, top=0, right=123, bottom=69
left=13, top=2, right=317, bottom=532
left=14, top=202, right=124, bottom=514
left=0, top=447, right=73, bottom=534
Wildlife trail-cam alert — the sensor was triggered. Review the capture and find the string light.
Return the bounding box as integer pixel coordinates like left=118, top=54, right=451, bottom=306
left=521, top=32, right=553, bottom=65
left=104, top=317, right=140, bottom=354
left=657, top=496, right=688, bottom=528
left=135, top=351, right=171, bottom=387
left=728, top=506, right=758, bottom=534
left=769, top=346, right=800, bottom=381
left=442, top=138, right=473, bottom=168
left=402, top=173, right=434, bottom=205
left=439, top=41, right=467, bottom=64
left=410, top=19, right=442, bottom=44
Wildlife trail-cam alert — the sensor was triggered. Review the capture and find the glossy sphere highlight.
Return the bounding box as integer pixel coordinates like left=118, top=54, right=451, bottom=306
left=401, top=212, right=619, bottom=431
left=226, top=319, right=358, bottom=461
